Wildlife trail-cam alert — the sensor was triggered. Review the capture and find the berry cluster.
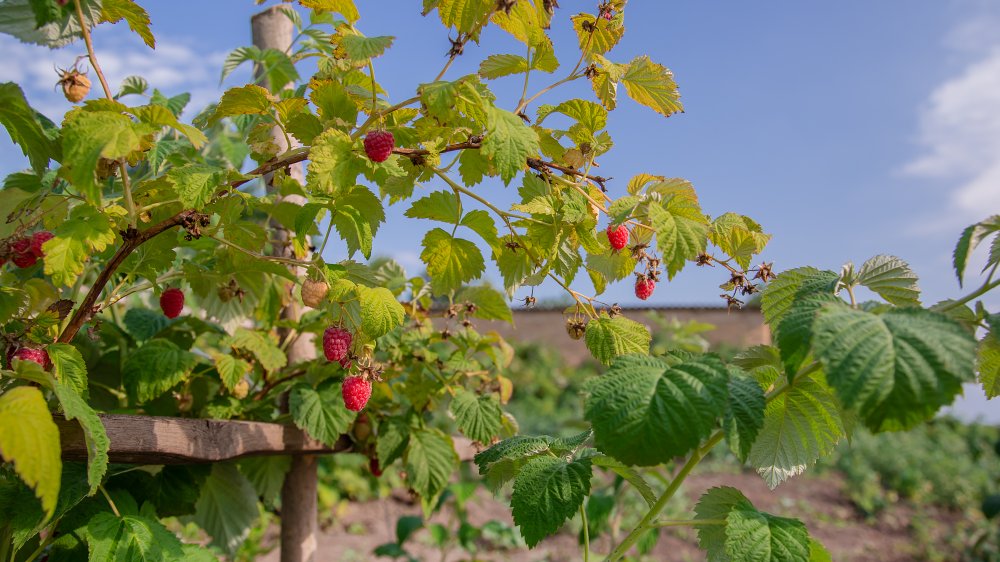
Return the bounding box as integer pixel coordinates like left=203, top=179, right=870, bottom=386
left=630, top=243, right=662, bottom=301
left=2, top=231, right=53, bottom=269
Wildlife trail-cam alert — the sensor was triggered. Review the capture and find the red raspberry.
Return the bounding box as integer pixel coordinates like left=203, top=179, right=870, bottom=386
left=342, top=375, right=372, bottom=412
left=30, top=231, right=53, bottom=257
left=323, top=327, right=352, bottom=362
left=635, top=276, right=655, bottom=300
left=606, top=224, right=629, bottom=251
left=13, top=347, right=51, bottom=370
left=602, top=11, right=613, bottom=20
left=363, top=130, right=395, bottom=163
left=369, top=457, right=383, bottom=477
left=10, top=237, right=36, bottom=268
left=159, top=288, right=184, bottom=319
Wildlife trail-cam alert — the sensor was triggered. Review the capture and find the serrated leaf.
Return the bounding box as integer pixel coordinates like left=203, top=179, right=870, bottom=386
left=584, top=354, right=728, bottom=465
left=301, top=0, right=358, bottom=21
left=332, top=185, right=385, bottom=259
left=435, top=0, right=493, bottom=33
left=214, top=354, right=251, bottom=392
left=358, top=285, right=405, bottom=339
left=405, top=428, right=458, bottom=501
left=123, top=339, right=200, bottom=403
left=47, top=343, right=87, bottom=396
left=0, top=83, right=51, bottom=172
left=0, top=286, right=29, bottom=325
left=340, top=34, right=394, bottom=60
left=814, top=306, right=977, bottom=432
left=223, top=328, right=286, bottom=372
left=855, top=254, right=920, bottom=306
left=483, top=105, right=540, bottom=184
left=88, top=511, right=185, bottom=561
left=61, top=110, right=152, bottom=202
left=774, top=294, right=841, bottom=376
left=760, top=267, right=838, bottom=327
left=620, top=56, right=684, bottom=118
left=710, top=213, right=771, bottom=270
left=695, top=486, right=751, bottom=562
left=239, top=456, right=291, bottom=506
left=979, top=334, right=1000, bottom=399
left=167, top=163, right=226, bottom=209
left=193, top=463, right=258, bottom=555
left=748, top=372, right=844, bottom=489
left=450, top=388, right=501, bottom=444
left=44, top=204, right=117, bottom=287
left=591, top=455, right=656, bottom=508
left=289, top=381, right=356, bottom=447
left=479, top=54, right=530, bottom=79
left=953, top=216, right=1000, bottom=287
left=455, top=285, right=512, bottom=323
left=123, top=308, right=170, bottom=341
left=51, top=379, right=108, bottom=495
left=376, top=416, right=411, bottom=467
left=725, top=508, right=810, bottom=562
left=583, top=316, right=651, bottom=365
left=209, top=84, right=273, bottom=125
left=571, top=13, right=623, bottom=55
left=0, top=387, right=61, bottom=518
left=405, top=190, right=461, bottom=224
left=725, top=372, right=766, bottom=463
left=648, top=197, right=709, bottom=279
left=461, top=210, right=500, bottom=250
left=511, top=455, right=592, bottom=548
left=100, top=0, right=155, bottom=48
left=421, top=228, right=485, bottom=295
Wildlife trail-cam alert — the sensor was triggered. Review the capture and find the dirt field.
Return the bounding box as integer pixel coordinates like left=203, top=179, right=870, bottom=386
left=257, top=469, right=961, bottom=562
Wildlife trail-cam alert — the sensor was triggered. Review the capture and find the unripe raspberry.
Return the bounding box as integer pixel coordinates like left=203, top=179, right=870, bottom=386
left=59, top=70, right=91, bottom=103
left=13, top=347, right=51, bottom=370
left=323, top=327, right=352, bottom=362
left=342, top=375, right=372, bottom=412
left=635, top=276, right=655, bottom=300
left=301, top=279, right=329, bottom=308
left=160, top=288, right=184, bottom=319
left=363, top=130, right=395, bottom=163
left=233, top=379, right=250, bottom=399
left=606, top=224, right=629, bottom=251
left=30, top=231, right=53, bottom=257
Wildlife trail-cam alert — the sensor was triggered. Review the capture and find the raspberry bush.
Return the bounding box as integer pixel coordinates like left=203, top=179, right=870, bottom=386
left=0, top=1, right=997, bottom=561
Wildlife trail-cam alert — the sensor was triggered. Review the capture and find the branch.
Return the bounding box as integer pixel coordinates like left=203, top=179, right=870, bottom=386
left=527, top=157, right=611, bottom=192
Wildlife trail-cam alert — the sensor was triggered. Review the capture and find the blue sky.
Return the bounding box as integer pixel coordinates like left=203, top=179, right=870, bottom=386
left=2, top=0, right=999, bottom=310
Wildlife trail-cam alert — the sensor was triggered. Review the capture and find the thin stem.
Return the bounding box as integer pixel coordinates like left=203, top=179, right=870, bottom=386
left=517, top=43, right=533, bottom=111
left=845, top=284, right=858, bottom=307
left=99, top=271, right=185, bottom=310
left=367, top=58, right=379, bottom=120
left=22, top=519, right=60, bottom=562
left=99, top=485, right=121, bottom=518
left=940, top=272, right=1000, bottom=312
left=317, top=216, right=336, bottom=258
left=211, top=235, right=312, bottom=268
left=581, top=504, right=591, bottom=562
left=351, top=96, right=420, bottom=140
left=515, top=20, right=595, bottom=115
left=605, top=431, right=725, bottom=562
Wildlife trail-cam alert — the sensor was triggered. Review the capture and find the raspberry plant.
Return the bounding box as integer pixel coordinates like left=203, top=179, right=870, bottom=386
left=0, top=1, right=997, bottom=561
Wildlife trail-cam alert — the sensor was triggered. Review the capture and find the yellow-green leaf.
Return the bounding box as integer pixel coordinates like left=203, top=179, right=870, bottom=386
left=0, top=387, right=61, bottom=518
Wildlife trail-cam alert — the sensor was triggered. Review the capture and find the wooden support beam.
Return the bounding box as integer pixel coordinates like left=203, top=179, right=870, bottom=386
left=55, top=414, right=350, bottom=465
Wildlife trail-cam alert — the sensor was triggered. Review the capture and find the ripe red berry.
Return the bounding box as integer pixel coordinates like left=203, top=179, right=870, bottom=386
left=363, top=130, right=395, bottom=163
left=606, top=224, right=629, bottom=251
left=602, top=11, right=613, bottom=20
left=342, top=375, right=372, bottom=412
left=323, top=327, right=352, bottom=362
left=13, top=347, right=51, bottom=370
left=10, top=237, right=36, bottom=268
left=30, top=231, right=53, bottom=257
left=160, top=288, right=184, bottom=319
left=369, top=457, right=383, bottom=477
left=635, top=276, right=655, bottom=300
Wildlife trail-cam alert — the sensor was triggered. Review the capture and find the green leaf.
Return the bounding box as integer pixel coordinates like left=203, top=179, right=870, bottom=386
left=483, top=105, right=540, bottom=184
left=405, top=190, right=461, bottom=224
left=510, top=455, right=592, bottom=548
left=0, top=387, right=61, bottom=518
left=583, top=315, right=651, bottom=366
left=214, top=354, right=251, bottom=392
left=855, top=255, right=920, bottom=306
left=773, top=294, right=841, bottom=376
left=223, top=328, right=286, bottom=372
left=0, top=0, right=103, bottom=48
left=100, top=0, right=155, bottom=48
left=455, top=285, right=512, bottom=323
left=51, top=379, right=108, bottom=495
left=44, top=204, right=117, bottom=287
left=748, top=372, right=844, bottom=489
left=953, top=216, right=1000, bottom=287
left=332, top=185, right=385, bottom=259
left=88, top=511, right=185, bottom=561
left=450, top=389, right=502, bottom=444
left=979, top=334, right=1000, bottom=399
left=814, top=306, right=977, bottom=432
left=306, top=129, right=363, bottom=195
left=309, top=79, right=358, bottom=130
left=239, top=456, right=291, bottom=506
left=358, top=285, right=405, bottom=339
left=725, top=372, right=766, bottom=463
left=435, top=0, right=493, bottom=33
left=47, top=343, right=88, bottom=396
left=584, top=354, right=728, bottom=466
left=209, top=84, right=273, bottom=125
left=461, top=210, right=500, bottom=250
left=167, top=163, right=226, bottom=209
left=193, top=463, right=259, bottom=556
left=61, top=110, right=152, bottom=202
left=479, top=54, right=531, bottom=79
left=376, top=416, right=411, bottom=467
left=725, top=508, right=811, bottom=562
left=405, top=428, right=458, bottom=502
left=591, top=455, right=656, bottom=508
left=123, top=338, right=200, bottom=403
left=760, top=267, right=838, bottom=327
left=340, top=34, right=394, bottom=60
left=620, top=56, right=684, bottom=118
left=123, top=308, right=170, bottom=341
left=571, top=13, right=623, bottom=55
left=0, top=83, right=51, bottom=172
left=648, top=197, right=709, bottom=279
left=289, top=381, right=357, bottom=447
left=542, top=99, right=608, bottom=135
left=421, top=228, right=486, bottom=295
left=301, top=0, right=359, bottom=21
left=709, top=213, right=771, bottom=270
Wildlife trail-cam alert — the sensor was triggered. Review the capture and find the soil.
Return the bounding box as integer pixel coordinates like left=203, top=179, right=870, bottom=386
left=257, top=469, right=962, bottom=562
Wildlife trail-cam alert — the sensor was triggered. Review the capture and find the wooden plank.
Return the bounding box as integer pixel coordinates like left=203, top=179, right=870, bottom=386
left=56, top=414, right=349, bottom=465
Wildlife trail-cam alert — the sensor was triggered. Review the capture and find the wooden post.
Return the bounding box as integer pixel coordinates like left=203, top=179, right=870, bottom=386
left=251, top=7, right=318, bottom=562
